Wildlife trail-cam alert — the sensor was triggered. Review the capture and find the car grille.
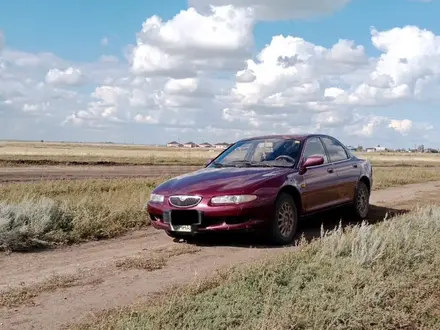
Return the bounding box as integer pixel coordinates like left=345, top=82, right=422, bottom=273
left=169, top=195, right=202, bottom=207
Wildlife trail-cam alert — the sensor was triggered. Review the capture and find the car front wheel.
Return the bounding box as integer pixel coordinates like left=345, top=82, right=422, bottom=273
left=268, top=193, right=298, bottom=245
left=352, top=181, right=370, bottom=220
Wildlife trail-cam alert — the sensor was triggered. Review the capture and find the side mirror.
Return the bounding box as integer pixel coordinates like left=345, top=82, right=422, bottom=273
left=299, top=155, right=324, bottom=174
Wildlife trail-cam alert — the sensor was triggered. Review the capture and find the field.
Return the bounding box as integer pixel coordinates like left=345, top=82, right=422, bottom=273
left=2, top=140, right=440, bottom=167
left=0, top=141, right=217, bottom=166
left=1, top=141, right=440, bottom=329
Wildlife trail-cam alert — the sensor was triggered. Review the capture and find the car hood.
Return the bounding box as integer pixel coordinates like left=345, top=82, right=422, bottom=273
left=153, top=166, right=289, bottom=196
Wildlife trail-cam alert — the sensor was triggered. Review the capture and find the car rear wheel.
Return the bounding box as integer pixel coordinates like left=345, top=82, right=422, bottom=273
left=351, top=181, right=370, bottom=220
left=268, top=193, right=298, bottom=245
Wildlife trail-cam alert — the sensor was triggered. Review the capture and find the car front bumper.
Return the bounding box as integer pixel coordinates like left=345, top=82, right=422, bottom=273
left=146, top=197, right=274, bottom=234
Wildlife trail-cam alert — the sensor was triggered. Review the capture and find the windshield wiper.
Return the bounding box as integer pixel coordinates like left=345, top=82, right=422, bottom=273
left=211, top=161, right=225, bottom=168
left=212, top=161, right=237, bottom=168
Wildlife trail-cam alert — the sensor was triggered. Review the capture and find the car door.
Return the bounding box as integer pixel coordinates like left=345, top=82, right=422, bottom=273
left=320, top=136, right=360, bottom=203
left=299, top=137, right=340, bottom=213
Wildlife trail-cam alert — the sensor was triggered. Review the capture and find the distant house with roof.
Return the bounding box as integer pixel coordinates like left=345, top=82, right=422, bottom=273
left=183, top=141, right=197, bottom=148
left=365, top=146, right=387, bottom=152
left=198, top=142, right=212, bottom=148
left=214, top=142, right=230, bottom=150
left=167, top=141, right=181, bottom=147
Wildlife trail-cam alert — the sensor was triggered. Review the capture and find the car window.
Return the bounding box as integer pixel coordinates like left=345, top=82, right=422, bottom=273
left=321, top=137, right=349, bottom=162
left=218, top=142, right=251, bottom=163
left=251, top=141, right=272, bottom=162
left=212, top=138, right=301, bottom=167
left=302, top=137, right=328, bottom=164
left=258, top=139, right=301, bottom=162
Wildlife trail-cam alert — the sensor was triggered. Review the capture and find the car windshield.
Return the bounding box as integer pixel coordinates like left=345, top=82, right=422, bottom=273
left=209, top=138, right=302, bottom=168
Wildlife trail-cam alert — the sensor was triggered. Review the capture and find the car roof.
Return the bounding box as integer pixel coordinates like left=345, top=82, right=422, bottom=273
left=237, top=134, right=318, bottom=142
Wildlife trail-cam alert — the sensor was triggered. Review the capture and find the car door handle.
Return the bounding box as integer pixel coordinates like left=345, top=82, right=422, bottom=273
left=353, top=164, right=358, bottom=168
left=327, top=168, right=334, bottom=173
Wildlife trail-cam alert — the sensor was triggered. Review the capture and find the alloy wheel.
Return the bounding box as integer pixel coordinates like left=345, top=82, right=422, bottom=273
left=356, top=185, right=369, bottom=217
left=277, top=201, right=295, bottom=237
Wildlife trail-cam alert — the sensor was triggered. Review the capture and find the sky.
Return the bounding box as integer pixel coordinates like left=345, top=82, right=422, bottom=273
left=1, top=0, right=440, bottom=148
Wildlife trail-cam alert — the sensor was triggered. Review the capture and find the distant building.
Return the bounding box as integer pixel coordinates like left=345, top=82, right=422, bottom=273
left=167, top=141, right=181, bottom=147
left=183, top=142, right=197, bottom=148
left=365, top=146, right=387, bottom=152
left=214, top=142, right=230, bottom=150
left=198, top=142, right=212, bottom=148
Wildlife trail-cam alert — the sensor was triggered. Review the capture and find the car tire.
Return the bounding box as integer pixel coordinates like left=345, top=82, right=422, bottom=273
left=268, top=193, right=299, bottom=245
left=351, top=181, right=370, bottom=220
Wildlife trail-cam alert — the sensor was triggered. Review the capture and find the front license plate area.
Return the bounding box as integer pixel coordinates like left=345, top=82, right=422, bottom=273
left=169, top=210, right=202, bottom=232
left=172, top=225, right=192, bottom=232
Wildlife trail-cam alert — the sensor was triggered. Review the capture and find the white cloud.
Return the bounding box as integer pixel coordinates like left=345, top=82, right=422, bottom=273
left=220, top=24, right=440, bottom=144
left=1, top=6, right=440, bottom=147
left=389, top=119, right=413, bottom=134
left=131, top=5, right=254, bottom=77
left=224, top=34, right=368, bottom=114
left=188, top=0, right=351, bottom=20
left=45, top=67, right=84, bottom=86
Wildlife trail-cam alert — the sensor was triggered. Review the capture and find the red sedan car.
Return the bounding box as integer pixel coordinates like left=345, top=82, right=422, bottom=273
left=146, top=134, right=373, bottom=245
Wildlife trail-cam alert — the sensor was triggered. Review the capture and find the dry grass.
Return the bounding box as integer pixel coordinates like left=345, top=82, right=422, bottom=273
left=373, top=166, right=440, bottom=189
left=73, top=205, right=440, bottom=330
left=0, top=273, right=103, bottom=308
left=1, top=164, right=440, bottom=252
left=357, top=151, right=440, bottom=166
left=2, top=141, right=440, bottom=167
left=115, top=256, right=167, bottom=271
left=0, top=178, right=165, bottom=251
left=0, top=141, right=217, bottom=166
left=115, top=244, right=201, bottom=271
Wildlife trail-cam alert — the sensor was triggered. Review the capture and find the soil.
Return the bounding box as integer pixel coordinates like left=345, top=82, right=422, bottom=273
left=1, top=178, right=440, bottom=329
left=0, top=165, right=200, bottom=183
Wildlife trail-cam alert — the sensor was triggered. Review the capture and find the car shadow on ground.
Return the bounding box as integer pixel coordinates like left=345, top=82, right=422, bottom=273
left=173, top=205, right=410, bottom=249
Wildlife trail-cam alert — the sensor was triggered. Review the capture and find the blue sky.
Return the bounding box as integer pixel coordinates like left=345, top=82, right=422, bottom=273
left=1, top=0, right=439, bottom=148
left=2, top=0, right=439, bottom=60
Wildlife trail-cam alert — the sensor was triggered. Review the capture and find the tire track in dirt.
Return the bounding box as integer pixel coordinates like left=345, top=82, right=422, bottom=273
left=1, top=181, right=440, bottom=330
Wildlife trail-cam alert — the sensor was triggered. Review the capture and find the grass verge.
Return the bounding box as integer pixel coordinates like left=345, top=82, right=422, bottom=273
left=74, top=205, right=440, bottom=330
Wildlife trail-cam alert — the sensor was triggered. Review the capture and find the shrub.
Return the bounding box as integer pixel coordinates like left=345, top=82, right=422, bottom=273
left=0, top=198, right=73, bottom=251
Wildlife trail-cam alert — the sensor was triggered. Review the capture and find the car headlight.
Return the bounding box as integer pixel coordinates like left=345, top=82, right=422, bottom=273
left=210, top=195, right=257, bottom=205
left=149, top=193, right=164, bottom=203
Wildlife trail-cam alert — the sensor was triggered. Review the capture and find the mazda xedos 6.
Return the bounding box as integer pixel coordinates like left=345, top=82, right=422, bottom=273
left=146, top=134, right=373, bottom=245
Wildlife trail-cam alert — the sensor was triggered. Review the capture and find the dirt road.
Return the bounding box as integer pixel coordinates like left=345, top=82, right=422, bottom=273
left=1, top=181, right=440, bottom=330
left=0, top=165, right=200, bottom=183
